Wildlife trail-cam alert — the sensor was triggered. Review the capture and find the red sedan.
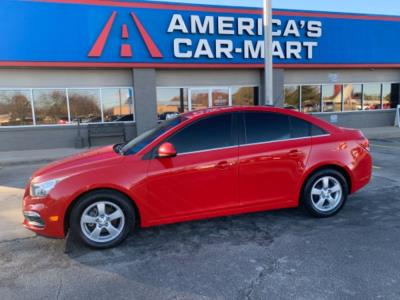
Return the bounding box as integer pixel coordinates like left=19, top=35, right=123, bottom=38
left=23, top=107, right=372, bottom=248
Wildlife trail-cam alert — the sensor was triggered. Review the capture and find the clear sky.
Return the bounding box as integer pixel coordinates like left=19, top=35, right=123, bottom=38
left=147, top=0, right=400, bottom=16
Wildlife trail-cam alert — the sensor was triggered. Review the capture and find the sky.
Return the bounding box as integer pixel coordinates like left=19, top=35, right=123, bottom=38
left=146, top=0, right=400, bottom=16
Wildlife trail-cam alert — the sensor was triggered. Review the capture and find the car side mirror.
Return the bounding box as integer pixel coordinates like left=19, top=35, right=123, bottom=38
left=157, top=142, right=177, bottom=158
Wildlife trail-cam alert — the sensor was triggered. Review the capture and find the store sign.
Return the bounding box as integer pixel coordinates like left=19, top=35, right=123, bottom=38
left=1, top=0, right=400, bottom=68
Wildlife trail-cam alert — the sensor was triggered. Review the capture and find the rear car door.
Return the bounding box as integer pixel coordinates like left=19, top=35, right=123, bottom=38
left=145, top=113, right=239, bottom=221
left=238, top=111, right=312, bottom=207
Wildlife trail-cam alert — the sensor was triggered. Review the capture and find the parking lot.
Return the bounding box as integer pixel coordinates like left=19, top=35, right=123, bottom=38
left=1, top=139, right=400, bottom=300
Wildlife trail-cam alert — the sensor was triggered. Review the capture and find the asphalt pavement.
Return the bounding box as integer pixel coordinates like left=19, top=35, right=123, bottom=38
left=0, top=139, right=400, bottom=299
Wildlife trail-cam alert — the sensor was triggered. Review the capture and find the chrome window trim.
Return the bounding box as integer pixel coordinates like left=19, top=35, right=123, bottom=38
left=175, top=134, right=331, bottom=156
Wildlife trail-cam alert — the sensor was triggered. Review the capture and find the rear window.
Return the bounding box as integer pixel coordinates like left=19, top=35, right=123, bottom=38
left=311, top=125, right=328, bottom=136
left=244, top=112, right=291, bottom=144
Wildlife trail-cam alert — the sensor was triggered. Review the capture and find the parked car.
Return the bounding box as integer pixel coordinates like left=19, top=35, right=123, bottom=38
left=23, top=106, right=372, bottom=249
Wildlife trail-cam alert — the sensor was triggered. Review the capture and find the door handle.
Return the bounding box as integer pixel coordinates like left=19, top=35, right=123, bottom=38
left=289, top=150, right=301, bottom=158
left=216, top=161, right=230, bottom=169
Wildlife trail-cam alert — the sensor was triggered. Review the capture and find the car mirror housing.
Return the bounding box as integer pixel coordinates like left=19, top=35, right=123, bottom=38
left=157, top=142, right=177, bottom=158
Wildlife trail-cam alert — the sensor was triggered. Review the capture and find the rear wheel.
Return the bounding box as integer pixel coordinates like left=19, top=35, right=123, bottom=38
left=70, top=191, right=135, bottom=249
left=302, top=169, right=348, bottom=218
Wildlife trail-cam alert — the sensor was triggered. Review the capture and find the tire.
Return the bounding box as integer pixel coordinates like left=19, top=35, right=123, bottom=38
left=302, top=169, right=348, bottom=218
left=70, top=190, right=135, bottom=249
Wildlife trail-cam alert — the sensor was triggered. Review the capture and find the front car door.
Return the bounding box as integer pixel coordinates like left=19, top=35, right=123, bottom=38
left=238, top=111, right=312, bottom=208
left=145, top=113, right=239, bottom=223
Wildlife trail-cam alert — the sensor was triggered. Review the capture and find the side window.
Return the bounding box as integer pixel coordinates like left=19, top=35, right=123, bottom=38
left=311, top=124, right=328, bottom=136
left=167, top=114, right=234, bottom=154
left=244, top=112, right=290, bottom=144
left=290, top=117, right=311, bottom=138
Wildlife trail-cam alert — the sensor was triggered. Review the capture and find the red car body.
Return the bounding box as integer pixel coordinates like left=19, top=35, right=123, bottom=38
left=23, top=107, right=372, bottom=239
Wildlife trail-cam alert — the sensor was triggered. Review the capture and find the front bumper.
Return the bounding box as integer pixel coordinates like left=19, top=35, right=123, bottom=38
left=23, top=194, right=66, bottom=239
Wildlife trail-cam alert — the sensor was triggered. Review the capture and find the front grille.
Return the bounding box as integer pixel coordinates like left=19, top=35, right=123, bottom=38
left=23, top=211, right=45, bottom=228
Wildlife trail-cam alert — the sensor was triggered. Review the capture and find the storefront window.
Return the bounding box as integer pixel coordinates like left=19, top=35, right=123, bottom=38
left=0, top=90, right=33, bottom=126
left=68, top=89, right=101, bottom=123
left=284, top=85, right=300, bottom=110
left=156, top=88, right=188, bottom=120
left=190, top=89, right=209, bottom=110
left=343, top=84, right=362, bottom=111
left=363, top=84, right=382, bottom=110
left=212, top=88, right=229, bottom=107
left=322, top=85, right=342, bottom=112
left=232, top=86, right=258, bottom=106
left=301, top=85, right=321, bottom=113
left=382, top=83, right=400, bottom=109
left=33, top=89, right=68, bottom=125
left=102, top=88, right=134, bottom=122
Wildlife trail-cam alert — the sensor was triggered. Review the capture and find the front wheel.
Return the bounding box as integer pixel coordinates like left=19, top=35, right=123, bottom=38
left=70, top=191, right=135, bottom=249
left=302, top=169, right=348, bottom=218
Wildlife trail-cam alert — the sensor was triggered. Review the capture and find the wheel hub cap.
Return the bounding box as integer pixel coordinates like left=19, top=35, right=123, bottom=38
left=80, top=201, right=125, bottom=243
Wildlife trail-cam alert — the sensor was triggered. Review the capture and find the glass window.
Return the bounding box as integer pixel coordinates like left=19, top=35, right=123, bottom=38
left=102, top=88, right=134, bottom=122
left=301, top=85, right=321, bottom=113
left=190, top=89, right=209, bottom=110
left=290, top=117, right=311, bottom=138
left=343, top=84, right=362, bottom=111
left=284, top=85, right=300, bottom=110
left=167, top=114, right=233, bottom=154
left=244, top=112, right=290, bottom=144
left=382, top=83, right=400, bottom=109
left=157, top=88, right=188, bottom=120
left=0, top=90, right=33, bottom=126
left=33, top=89, right=68, bottom=125
left=122, top=116, right=186, bottom=155
left=212, top=88, right=229, bottom=107
left=232, top=86, right=258, bottom=106
left=322, top=85, right=342, bottom=112
left=68, top=89, right=101, bottom=123
left=311, top=125, right=327, bottom=136
left=363, top=84, right=382, bottom=110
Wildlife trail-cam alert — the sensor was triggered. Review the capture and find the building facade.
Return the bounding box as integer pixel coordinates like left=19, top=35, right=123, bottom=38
left=0, top=0, right=399, bottom=151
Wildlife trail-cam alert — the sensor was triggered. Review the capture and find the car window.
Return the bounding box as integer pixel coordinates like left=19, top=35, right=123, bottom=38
left=311, top=124, right=328, bottom=136
left=244, top=112, right=291, bottom=144
left=167, top=113, right=234, bottom=154
left=290, top=116, right=311, bottom=138
left=122, top=117, right=185, bottom=155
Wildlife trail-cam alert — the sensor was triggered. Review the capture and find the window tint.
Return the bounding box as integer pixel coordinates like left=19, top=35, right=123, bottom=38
left=167, top=114, right=233, bottom=154
left=311, top=125, right=327, bottom=136
left=244, top=112, right=290, bottom=144
left=290, top=117, right=311, bottom=138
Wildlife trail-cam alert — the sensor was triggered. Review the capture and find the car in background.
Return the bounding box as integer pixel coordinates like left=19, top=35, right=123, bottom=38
left=23, top=106, right=372, bottom=249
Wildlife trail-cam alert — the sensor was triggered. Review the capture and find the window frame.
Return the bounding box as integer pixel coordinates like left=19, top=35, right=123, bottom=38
left=0, top=86, right=135, bottom=128
left=160, top=112, right=237, bottom=156
left=239, top=111, right=329, bottom=147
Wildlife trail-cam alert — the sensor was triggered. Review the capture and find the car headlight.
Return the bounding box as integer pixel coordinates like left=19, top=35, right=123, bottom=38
left=30, top=178, right=63, bottom=198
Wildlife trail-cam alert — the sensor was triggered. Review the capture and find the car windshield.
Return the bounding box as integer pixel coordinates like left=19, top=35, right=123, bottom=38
left=121, top=116, right=186, bottom=155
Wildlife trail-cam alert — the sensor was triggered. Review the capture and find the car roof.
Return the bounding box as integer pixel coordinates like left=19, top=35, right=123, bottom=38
left=181, top=106, right=341, bottom=133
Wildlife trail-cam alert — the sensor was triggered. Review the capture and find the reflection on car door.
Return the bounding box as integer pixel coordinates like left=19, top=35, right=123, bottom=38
left=145, top=113, right=239, bottom=221
left=238, top=112, right=312, bottom=207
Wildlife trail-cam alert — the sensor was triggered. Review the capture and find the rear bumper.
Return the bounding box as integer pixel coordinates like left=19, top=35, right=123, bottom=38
left=22, top=195, right=66, bottom=239
left=351, top=150, right=373, bottom=194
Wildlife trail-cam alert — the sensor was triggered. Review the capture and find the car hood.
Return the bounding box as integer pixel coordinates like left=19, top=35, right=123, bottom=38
left=31, top=145, right=121, bottom=181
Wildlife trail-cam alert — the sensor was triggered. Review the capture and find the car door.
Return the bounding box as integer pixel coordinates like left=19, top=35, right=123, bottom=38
left=238, top=111, right=312, bottom=207
left=145, top=113, right=239, bottom=221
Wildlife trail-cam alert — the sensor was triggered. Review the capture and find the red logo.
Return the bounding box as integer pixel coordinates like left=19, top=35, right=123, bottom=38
left=88, top=12, right=163, bottom=59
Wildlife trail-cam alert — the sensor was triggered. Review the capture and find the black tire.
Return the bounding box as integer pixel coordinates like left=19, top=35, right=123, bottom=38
left=302, top=169, right=348, bottom=218
left=70, top=190, right=135, bottom=249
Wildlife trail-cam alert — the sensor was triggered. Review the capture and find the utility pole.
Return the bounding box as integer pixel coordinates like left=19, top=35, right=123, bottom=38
left=263, top=0, right=273, bottom=105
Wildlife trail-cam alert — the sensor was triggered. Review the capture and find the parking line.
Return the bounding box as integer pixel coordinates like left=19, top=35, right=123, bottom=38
left=373, top=166, right=381, bottom=169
